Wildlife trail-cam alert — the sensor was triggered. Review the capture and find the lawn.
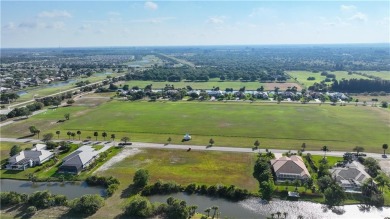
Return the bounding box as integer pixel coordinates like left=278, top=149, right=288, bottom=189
left=358, top=71, right=390, bottom=80
left=1, top=101, right=389, bottom=153
left=0, top=141, right=32, bottom=164
left=287, top=71, right=370, bottom=88
left=124, top=79, right=264, bottom=91
left=93, top=148, right=258, bottom=218
left=10, top=72, right=122, bottom=104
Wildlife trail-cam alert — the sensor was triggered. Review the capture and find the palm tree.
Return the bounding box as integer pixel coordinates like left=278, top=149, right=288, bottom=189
left=77, top=130, right=81, bottom=140
left=293, top=179, right=300, bottom=191
left=270, top=213, right=275, bottom=219
left=167, top=137, right=172, bottom=144
left=111, top=134, right=115, bottom=141
left=211, top=206, right=218, bottom=219
left=353, top=146, right=364, bottom=156
left=209, top=138, right=215, bottom=146
left=94, top=132, right=98, bottom=141
left=301, top=143, right=306, bottom=152
left=67, top=131, right=72, bottom=139
left=204, top=208, right=211, bottom=217
left=297, top=215, right=304, bottom=219
left=102, top=132, right=107, bottom=141
left=383, top=144, right=388, bottom=155
left=375, top=174, right=389, bottom=192
left=71, top=132, right=76, bottom=140
left=56, top=130, right=60, bottom=139
left=321, top=146, right=329, bottom=158
left=254, top=140, right=260, bottom=149
left=283, top=212, right=287, bottom=218
left=121, top=136, right=130, bottom=144
left=87, top=136, right=91, bottom=141
left=36, top=130, right=40, bottom=139
left=276, top=211, right=282, bottom=218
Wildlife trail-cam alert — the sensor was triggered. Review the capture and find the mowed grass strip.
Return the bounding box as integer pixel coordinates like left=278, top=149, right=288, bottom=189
left=1, top=101, right=389, bottom=153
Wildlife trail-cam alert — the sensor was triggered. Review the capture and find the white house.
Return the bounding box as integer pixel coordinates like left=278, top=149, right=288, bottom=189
left=6, top=144, right=54, bottom=170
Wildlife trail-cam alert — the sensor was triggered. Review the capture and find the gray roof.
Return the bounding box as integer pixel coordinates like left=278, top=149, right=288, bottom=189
left=331, top=161, right=370, bottom=184
left=61, top=146, right=99, bottom=168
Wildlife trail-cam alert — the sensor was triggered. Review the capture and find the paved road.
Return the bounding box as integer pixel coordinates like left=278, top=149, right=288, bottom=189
left=1, top=137, right=387, bottom=161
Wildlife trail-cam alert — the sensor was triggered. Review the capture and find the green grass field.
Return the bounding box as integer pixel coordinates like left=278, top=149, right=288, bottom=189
left=1, top=100, right=389, bottom=153
left=93, top=148, right=258, bottom=218
left=124, top=78, right=264, bottom=90
left=287, top=71, right=370, bottom=88
left=10, top=72, right=122, bottom=104
left=358, top=71, right=390, bottom=80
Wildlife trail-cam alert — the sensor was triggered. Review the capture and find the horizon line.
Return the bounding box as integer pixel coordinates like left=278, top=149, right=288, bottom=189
left=1, top=42, right=389, bottom=50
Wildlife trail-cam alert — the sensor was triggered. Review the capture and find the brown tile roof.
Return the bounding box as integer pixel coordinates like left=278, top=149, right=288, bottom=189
left=271, top=155, right=310, bottom=178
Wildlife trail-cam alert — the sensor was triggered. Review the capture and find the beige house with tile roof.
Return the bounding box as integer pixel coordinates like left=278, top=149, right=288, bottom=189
left=271, top=155, right=311, bottom=181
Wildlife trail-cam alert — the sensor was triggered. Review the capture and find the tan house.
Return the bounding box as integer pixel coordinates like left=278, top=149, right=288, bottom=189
left=271, top=155, right=311, bottom=181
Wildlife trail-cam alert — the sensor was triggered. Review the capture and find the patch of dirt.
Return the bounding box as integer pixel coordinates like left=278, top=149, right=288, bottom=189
left=379, top=160, right=390, bottom=177
left=219, top=122, right=232, bottom=127
left=263, top=82, right=303, bottom=91
left=94, top=148, right=141, bottom=173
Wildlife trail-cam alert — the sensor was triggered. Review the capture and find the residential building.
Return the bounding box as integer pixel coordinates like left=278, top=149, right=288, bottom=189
left=271, top=155, right=311, bottom=181
left=330, top=161, right=371, bottom=192
left=6, top=144, right=54, bottom=170
left=58, top=145, right=99, bottom=174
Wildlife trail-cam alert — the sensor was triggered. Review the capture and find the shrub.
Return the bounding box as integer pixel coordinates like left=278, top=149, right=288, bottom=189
left=0, top=192, right=22, bottom=206
left=26, top=206, right=37, bottom=216
left=71, top=194, right=104, bottom=215
left=124, top=196, right=154, bottom=218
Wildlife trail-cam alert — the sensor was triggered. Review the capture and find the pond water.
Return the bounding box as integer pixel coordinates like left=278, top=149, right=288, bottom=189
left=148, top=193, right=390, bottom=219
left=16, top=90, right=28, bottom=96
left=0, top=179, right=105, bottom=199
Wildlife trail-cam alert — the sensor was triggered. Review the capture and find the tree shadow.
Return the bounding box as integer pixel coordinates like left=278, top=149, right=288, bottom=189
left=17, top=134, right=36, bottom=139
left=206, top=145, right=213, bottom=149
left=120, top=184, right=142, bottom=199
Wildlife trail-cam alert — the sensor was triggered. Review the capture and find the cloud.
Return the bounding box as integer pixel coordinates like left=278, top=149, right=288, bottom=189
left=207, top=16, right=226, bottom=24
left=3, top=22, right=16, bottom=30
left=144, top=1, right=158, bottom=11
left=131, top=17, right=175, bottom=24
left=37, top=10, right=72, bottom=18
left=45, top=22, right=65, bottom=29
left=340, top=5, right=356, bottom=12
left=18, top=21, right=39, bottom=29
left=349, top=12, right=367, bottom=22
left=249, top=7, right=274, bottom=18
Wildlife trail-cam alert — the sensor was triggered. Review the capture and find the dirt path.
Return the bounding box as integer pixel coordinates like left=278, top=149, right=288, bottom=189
left=93, top=147, right=141, bottom=173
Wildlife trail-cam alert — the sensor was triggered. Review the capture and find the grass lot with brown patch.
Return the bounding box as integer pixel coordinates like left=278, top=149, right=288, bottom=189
left=93, top=148, right=258, bottom=218
left=263, top=82, right=303, bottom=91
left=1, top=101, right=389, bottom=153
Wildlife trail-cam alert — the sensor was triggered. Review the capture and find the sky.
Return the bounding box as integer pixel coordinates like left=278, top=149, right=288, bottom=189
left=1, top=1, right=389, bottom=48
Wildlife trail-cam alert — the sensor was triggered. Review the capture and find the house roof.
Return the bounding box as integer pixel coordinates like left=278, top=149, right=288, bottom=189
left=61, top=146, right=99, bottom=168
left=271, top=155, right=310, bottom=178
left=331, top=161, right=370, bottom=184
left=9, top=148, right=53, bottom=164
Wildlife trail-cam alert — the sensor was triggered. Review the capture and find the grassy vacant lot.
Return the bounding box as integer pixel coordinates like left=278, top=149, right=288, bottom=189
left=287, top=71, right=370, bottom=88
left=358, top=71, right=390, bottom=80
left=1, top=101, right=389, bottom=153
left=11, top=72, right=121, bottom=104
left=94, top=148, right=257, bottom=218
left=124, top=79, right=264, bottom=90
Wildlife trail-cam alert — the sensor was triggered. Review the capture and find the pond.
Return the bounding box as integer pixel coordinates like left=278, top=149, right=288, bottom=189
left=0, top=179, right=105, bottom=199
left=148, top=193, right=390, bottom=219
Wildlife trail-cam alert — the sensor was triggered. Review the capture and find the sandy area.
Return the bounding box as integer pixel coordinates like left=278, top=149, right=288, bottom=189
left=94, top=147, right=141, bottom=173
left=379, top=160, right=390, bottom=177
